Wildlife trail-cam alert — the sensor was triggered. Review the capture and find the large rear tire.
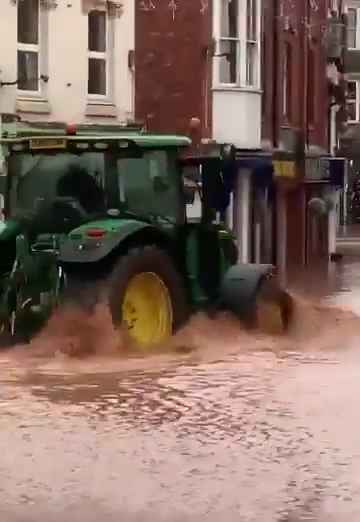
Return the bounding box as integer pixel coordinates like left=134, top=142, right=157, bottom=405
left=108, top=245, right=188, bottom=349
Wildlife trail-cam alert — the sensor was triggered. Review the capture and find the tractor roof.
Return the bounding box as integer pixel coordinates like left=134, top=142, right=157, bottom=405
left=0, top=122, right=191, bottom=149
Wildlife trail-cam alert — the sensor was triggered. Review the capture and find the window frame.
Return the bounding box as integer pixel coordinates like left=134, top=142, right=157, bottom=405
left=87, top=9, right=113, bottom=101
left=245, top=0, right=258, bottom=87
left=346, top=79, right=360, bottom=122
left=216, top=0, right=241, bottom=87
left=347, top=6, right=360, bottom=50
left=17, top=0, right=42, bottom=97
left=213, top=0, right=261, bottom=90
left=282, top=41, right=292, bottom=123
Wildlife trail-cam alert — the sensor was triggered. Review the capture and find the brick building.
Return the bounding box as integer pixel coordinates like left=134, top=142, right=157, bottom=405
left=135, top=0, right=347, bottom=278
left=262, top=0, right=347, bottom=276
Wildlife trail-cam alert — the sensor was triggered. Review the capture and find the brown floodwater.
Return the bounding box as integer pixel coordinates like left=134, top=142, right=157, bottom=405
left=2, top=255, right=360, bottom=521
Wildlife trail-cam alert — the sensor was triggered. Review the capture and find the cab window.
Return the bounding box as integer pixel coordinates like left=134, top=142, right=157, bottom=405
left=117, top=150, right=180, bottom=222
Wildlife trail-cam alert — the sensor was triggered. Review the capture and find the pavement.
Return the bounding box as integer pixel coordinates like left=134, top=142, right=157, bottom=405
left=337, top=225, right=360, bottom=253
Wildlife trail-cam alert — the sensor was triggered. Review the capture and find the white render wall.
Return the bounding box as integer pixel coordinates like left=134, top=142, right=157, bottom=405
left=212, top=89, right=261, bottom=149
left=0, top=0, right=134, bottom=124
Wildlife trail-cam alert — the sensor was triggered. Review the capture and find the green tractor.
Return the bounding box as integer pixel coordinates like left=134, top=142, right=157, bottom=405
left=0, top=122, right=293, bottom=348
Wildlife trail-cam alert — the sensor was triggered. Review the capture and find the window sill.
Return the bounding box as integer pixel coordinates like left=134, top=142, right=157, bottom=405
left=16, top=97, right=51, bottom=115
left=212, top=85, right=262, bottom=94
left=85, top=103, right=117, bottom=118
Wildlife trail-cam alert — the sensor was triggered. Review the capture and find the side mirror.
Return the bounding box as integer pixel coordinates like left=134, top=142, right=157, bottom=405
left=184, top=185, right=196, bottom=205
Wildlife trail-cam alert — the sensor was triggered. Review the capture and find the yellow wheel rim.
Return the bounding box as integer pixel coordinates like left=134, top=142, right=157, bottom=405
left=122, top=272, right=173, bottom=347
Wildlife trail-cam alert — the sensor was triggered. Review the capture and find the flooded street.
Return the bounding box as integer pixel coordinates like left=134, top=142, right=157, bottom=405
left=2, top=256, right=360, bottom=521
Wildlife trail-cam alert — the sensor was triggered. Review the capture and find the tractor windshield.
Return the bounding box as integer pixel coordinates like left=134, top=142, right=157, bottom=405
left=8, top=148, right=181, bottom=223
left=9, top=152, right=106, bottom=216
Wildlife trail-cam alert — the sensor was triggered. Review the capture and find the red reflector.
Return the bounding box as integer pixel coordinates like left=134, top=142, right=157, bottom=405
left=66, top=123, right=77, bottom=135
left=86, top=228, right=106, bottom=238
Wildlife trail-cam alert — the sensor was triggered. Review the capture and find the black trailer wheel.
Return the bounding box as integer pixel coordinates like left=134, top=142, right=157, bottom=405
left=253, top=277, right=294, bottom=335
left=109, top=246, right=188, bottom=348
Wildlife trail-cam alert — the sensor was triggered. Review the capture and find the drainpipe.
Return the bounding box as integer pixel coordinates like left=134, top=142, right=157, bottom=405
left=272, top=0, right=279, bottom=148
left=305, top=0, right=310, bottom=150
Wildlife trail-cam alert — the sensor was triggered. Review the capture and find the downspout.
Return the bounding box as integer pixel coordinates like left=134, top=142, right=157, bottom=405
left=303, top=0, right=310, bottom=265
left=272, top=0, right=278, bottom=148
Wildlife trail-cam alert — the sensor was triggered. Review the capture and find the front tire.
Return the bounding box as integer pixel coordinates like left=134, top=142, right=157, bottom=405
left=109, top=245, right=188, bottom=348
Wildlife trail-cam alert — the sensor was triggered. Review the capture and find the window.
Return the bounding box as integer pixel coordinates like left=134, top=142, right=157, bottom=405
left=88, top=10, right=108, bottom=96
left=282, top=42, right=292, bottom=121
left=117, top=151, right=180, bottom=222
left=308, top=47, right=316, bottom=126
left=9, top=152, right=106, bottom=215
left=347, top=7, right=358, bottom=48
left=346, top=80, right=360, bottom=121
left=246, top=0, right=258, bottom=86
left=218, top=0, right=240, bottom=84
left=214, top=0, right=260, bottom=88
left=17, top=0, right=40, bottom=92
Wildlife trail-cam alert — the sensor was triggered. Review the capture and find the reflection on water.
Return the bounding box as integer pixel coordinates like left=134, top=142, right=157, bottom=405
left=2, top=259, right=360, bottom=521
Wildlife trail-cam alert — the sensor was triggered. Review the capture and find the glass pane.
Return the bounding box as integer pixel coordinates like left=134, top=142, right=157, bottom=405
left=117, top=151, right=179, bottom=221
left=348, top=81, right=357, bottom=100
left=347, top=9, right=357, bottom=47
left=247, top=0, right=257, bottom=41
left=220, top=0, right=238, bottom=38
left=246, top=42, right=256, bottom=86
left=88, top=11, right=106, bottom=52
left=347, top=28, right=357, bottom=48
left=12, top=153, right=105, bottom=215
left=17, top=50, right=39, bottom=91
left=88, top=58, right=106, bottom=95
left=17, top=0, right=39, bottom=44
left=283, top=43, right=292, bottom=119
left=347, top=101, right=356, bottom=121
left=219, top=39, right=238, bottom=83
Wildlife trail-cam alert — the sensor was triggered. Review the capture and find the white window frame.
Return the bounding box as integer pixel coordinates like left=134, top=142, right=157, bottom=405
left=245, top=0, right=259, bottom=87
left=346, top=79, right=360, bottom=122
left=87, top=9, right=114, bottom=101
left=213, top=0, right=261, bottom=90
left=17, top=0, right=47, bottom=98
left=215, top=0, right=241, bottom=87
left=347, top=6, right=360, bottom=50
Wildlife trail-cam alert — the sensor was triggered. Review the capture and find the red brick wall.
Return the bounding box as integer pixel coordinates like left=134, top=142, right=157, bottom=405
left=261, top=0, right=329, bottom=150
left=135, top=2, right=212, bottom=142
left=307, top=0, right=329, bottom=151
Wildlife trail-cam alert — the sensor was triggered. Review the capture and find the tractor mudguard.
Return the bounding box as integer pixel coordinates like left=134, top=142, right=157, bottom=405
left=58, top=218, right=156, bottom=264
left=219, top=263, right=274, bottom=320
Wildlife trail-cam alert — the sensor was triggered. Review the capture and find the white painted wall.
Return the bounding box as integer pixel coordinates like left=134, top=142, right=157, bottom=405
left=212, top=89, right=261, bottom=149
left=0, top=0, right=134, bottom=124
